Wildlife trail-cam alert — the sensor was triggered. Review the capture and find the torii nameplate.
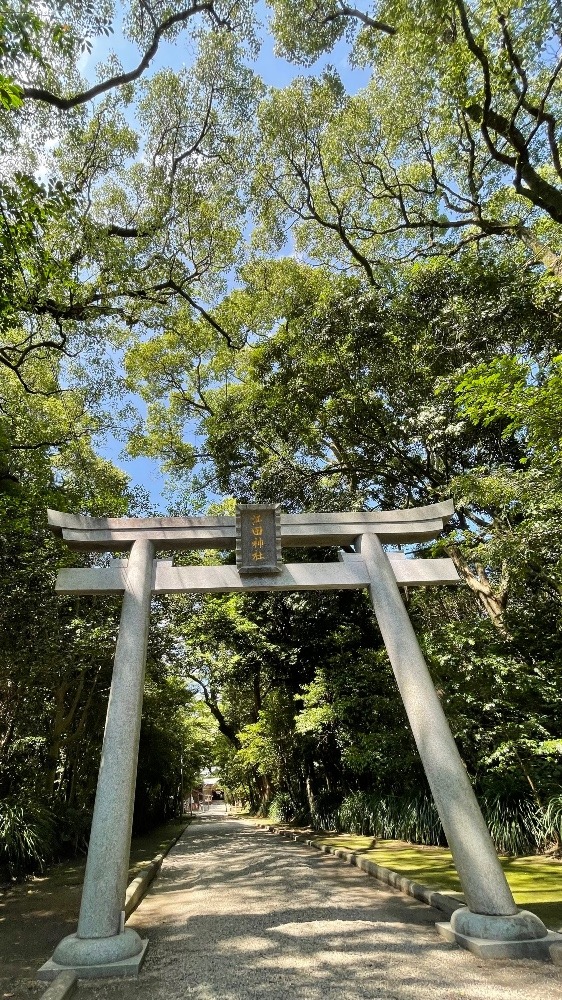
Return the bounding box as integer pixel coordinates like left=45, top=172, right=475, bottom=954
left=236, top=504, right=282, bottom=575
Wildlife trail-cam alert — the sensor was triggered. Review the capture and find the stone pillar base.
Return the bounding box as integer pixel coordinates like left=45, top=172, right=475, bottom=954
left=436, top=920, right=562, bottom=961
left=38, top=930, right=148, bottom=980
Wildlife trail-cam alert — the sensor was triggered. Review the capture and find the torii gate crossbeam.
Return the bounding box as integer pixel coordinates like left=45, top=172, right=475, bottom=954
left=38, top=502, right=557, bottom=979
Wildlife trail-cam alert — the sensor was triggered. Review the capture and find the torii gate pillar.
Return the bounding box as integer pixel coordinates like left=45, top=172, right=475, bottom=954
left=38, top=503, right=558, bottom=978
left=358, top=533, right=554, bottom=957
left=46, top=538, right=155, bottom=976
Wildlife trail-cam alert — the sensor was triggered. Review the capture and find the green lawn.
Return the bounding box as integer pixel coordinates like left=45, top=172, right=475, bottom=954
left=308, top=834, right=562, bottom=932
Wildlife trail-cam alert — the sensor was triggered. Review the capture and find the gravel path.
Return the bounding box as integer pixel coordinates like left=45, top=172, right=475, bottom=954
left=80, top=815, right=562, bottom=1000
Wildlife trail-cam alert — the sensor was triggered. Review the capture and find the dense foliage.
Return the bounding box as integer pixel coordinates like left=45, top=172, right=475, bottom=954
left=1, top=0, right=562, bottom=874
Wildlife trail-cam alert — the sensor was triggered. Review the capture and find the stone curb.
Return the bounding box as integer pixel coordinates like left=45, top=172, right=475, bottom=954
left=39, top=822, right=190, bottom=997
left=258, top=824, right=463, bottom=918
left=38, top=970, right=78, bottom=1000
left=124, top=822, right=189, bottom=918
left=259, top=823, right=562, bottom=965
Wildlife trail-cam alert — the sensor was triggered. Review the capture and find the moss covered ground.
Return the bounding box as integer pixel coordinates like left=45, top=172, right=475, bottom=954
left=307, top=834, right=562, bottom=932
left=240, top=816, right=562, bottom=932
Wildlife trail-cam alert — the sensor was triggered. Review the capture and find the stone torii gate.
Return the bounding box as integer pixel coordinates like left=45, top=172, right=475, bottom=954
left=39, top=500, right=556, bottom=979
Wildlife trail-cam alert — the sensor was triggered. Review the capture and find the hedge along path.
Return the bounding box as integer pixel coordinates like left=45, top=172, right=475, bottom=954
left=257, top=824, right=562, bottom=937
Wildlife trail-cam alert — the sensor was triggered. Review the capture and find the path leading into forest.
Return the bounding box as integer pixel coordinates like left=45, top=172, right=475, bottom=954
left=77, top=813, right=562, bottom=1000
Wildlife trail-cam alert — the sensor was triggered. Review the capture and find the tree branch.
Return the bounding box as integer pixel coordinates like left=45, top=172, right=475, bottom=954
left=185, top=672, right=241, bottom=748
left=21, top=3, right=230, bottom=110
left=322, top=4, right=396, bottom=36
left=465, top=105, right=562, bottom=223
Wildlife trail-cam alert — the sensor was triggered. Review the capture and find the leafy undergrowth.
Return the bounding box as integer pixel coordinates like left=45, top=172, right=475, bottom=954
left=250, top=821, right=562, bottom=933
left=3, top=817, right=190, bottom=892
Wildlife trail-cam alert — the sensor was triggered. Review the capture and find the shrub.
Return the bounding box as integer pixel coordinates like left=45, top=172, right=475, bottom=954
left=333, top=791, right=446, bottom=845
left=268, top=792, right=293, bottom=822
left=544, top=795, right=562, bottom=849
left=309, top=790, right=339, bottom=831
left=0, top=798, right=55, bottom=877
left=50, top=802, right=91, bottom=857
left=324, top=789, right=562, bottom=856
left=481, top=794, right=542, bottom=855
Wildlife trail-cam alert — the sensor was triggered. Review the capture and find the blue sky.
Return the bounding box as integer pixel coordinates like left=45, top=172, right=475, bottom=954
left=85, top=3, right=369, bottom=509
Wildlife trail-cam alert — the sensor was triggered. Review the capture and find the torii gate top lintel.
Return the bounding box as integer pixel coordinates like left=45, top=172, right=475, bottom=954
left=47, top=499, right=455, bottom=551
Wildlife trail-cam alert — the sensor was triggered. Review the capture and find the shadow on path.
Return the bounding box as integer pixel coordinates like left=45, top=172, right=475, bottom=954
left=76, top=818, right=562, bottom=1000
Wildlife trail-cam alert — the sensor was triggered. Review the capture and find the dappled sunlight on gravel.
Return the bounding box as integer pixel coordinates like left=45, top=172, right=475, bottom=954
left=76, top=818, right=562, bottom=1000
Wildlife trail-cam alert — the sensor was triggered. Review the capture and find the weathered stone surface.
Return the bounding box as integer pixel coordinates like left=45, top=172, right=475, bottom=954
left=551, top=941, right=562, bottom=965
left=125, top=854, right=165, bottom=919
left=52, top=929, right=144, bottom=966
left=426, top=890, right=463, bottom=916
left=76, top=537, right=155, bottom=942
left=436, top=921, right=562, bottom=961
left=44, top=538, right=155, bottom=975
left=38, top=970, right=77, bottom=998
left=47, top=500, right=455, bottom=550
left=452, top=906, right=549, bottom=941
left=358, top=531, right=519, bottom=920
left=37, top=937, right=148, bottom=980
left=55, top=555, right=460, bottom=595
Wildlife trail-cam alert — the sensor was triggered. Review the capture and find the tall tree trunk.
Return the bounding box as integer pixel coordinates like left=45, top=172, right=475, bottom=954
left=186, top=674, right=242, bottom=749
left=251, top=666, right=261, bottom=723
left=447, top=545, right=511, bottom=636
left=45, top=686, right=66, bottom=797
left=254, top=772, right=274, bottom=815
